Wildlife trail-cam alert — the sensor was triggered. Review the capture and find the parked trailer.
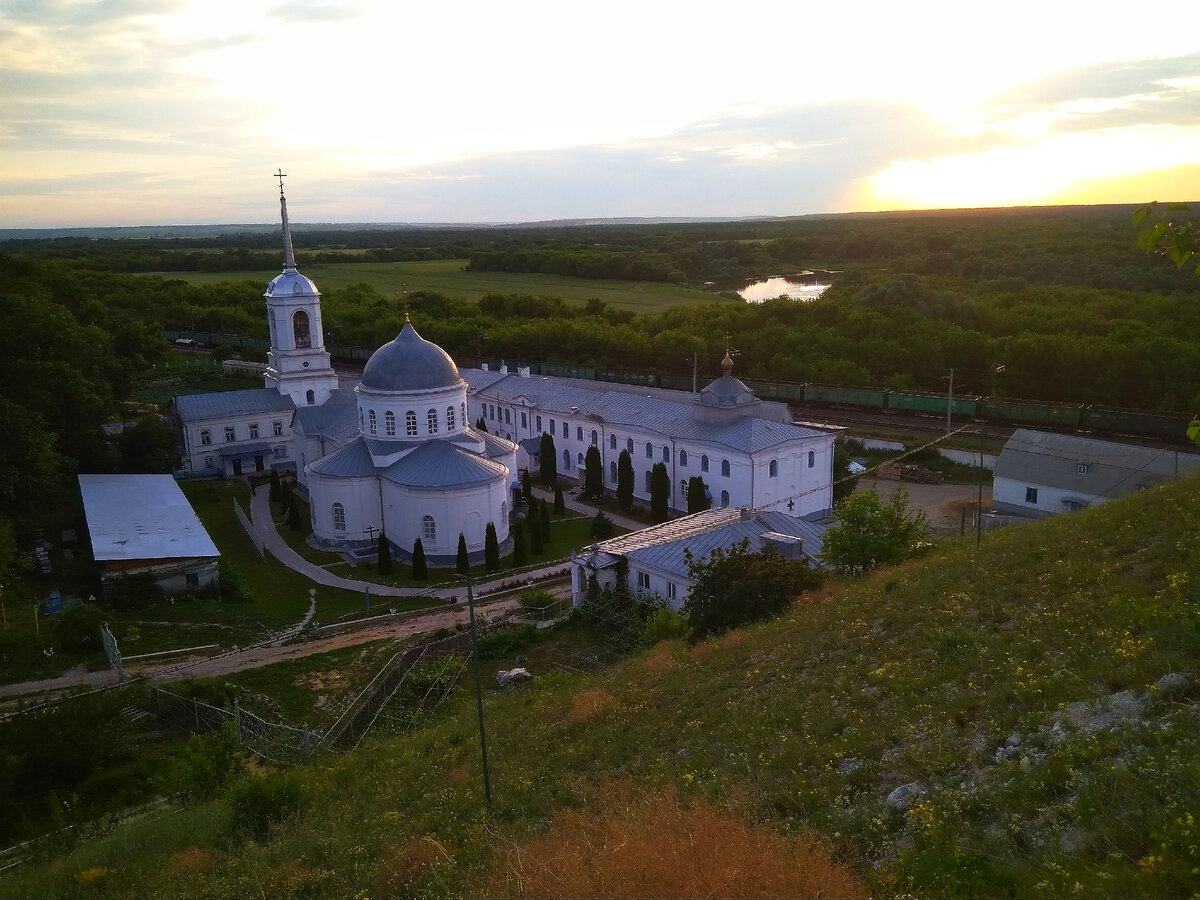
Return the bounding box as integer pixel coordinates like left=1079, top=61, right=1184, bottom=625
left=1081, top=406, right=1194, bottom=440
left=887, top=391, right=980, bottom=418
left=803, top=383, right=888, bottom=409
left=978, top=397, right=1083, bottom=429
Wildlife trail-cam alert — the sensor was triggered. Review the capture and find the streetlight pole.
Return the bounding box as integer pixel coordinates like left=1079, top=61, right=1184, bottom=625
left=458, top=574, right=493, bottom=810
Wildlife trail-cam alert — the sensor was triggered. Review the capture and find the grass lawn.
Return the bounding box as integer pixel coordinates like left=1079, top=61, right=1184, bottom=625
left=145, top=259, right=733, bottom=314
left=131, top=357, right=262, bottom=409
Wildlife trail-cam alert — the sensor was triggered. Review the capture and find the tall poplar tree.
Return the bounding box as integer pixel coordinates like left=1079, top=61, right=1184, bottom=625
left=539, top=432, right=557, bottom=485
left=650, top=461, right=670, bottom=523
left=617, top=449, right=634, bottom=511
left=484, top=522, right=500, bottom=571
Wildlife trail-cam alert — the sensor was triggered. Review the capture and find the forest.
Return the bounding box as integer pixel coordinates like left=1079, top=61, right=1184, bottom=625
left=1, top=203, right=1198, bottom=593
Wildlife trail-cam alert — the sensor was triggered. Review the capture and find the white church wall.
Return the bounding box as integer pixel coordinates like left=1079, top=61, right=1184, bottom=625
left=309, top=475, right=382, bottom=544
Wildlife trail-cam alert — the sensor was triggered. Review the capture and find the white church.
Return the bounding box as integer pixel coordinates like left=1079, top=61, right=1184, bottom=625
left=175, top=179, right=837, bottom=566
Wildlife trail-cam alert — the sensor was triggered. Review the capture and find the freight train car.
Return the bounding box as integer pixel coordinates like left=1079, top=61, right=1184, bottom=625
left=803, top=383, right=888, bottom=409
left=743, top=379, right=806, bottom=402
left=978, top=397, right=1083, bottom=429
left=887, top=391, right=979, bottom=418
left=1080, top=406, right=1194, bottom=440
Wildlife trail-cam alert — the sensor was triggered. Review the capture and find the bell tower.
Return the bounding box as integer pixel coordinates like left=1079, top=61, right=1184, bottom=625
left=262, top=171, right=339, bottom=406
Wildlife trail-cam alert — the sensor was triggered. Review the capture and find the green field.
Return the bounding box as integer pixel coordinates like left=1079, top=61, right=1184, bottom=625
left=147, top=259, right=731, bottom=313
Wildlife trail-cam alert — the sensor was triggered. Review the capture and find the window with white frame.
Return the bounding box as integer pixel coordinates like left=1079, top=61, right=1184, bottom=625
left=808, top=450, right=815, bottom=468
left=203, top=456, right=214, bottom=468
left=369, top=410, right=377, bottom=435
left=504, top=409, right=510, bottom=424
left=521, top=411, right=527, bottom=428
left=447, top=405, right=456, bottom=432
left=721, top=458, right=730, bottom=477
left=701, top=454, right=709, bottom=472
left=638, top=572, right=650, bottom=590
left=627, top=437, right=634, bottom=454
left=667, top=582, right=676, bottom=601
left=427, top=409, right=439, bottom=434
left=769, top=459, right=777, bottom=477
left=1025, top=487, right=1039, bottom=504
left=680, top=479, right=688, bottom=500
left=645, top=471, right=652, bottom=492
left=591, top=430, right=598, bottom=446
left=385, top=411, right=395, bottom=436
left=406, top=411, right=417, bottom=436
left=720, top=490, right=730, bottom=507
left=563, top=448, right=570, bottom=468
left=423, top=515, right=436, bottom=542
left=1076, top=463, right=1089, bottom=475
left=224, top=426, right=235, bottom=442
left=577, top=452, right=584, bottom=466
left=537, top=415, right=543, bottom=431
left=249, top=423, right=259, bottom=439
left=610, top=434, right=617, bottom=450
left=577, top=426, right=583, bottom=442
left=332, top=502, right=346, bottom=531
left=645, top=442, right=653, bottom=458
left=273, top=420, right=283, bottom=436
left=662, top=446, right=669, bottom=463
left=679, top=449, right=687, bottom=467
left=200, top=429, right=211, bottom=445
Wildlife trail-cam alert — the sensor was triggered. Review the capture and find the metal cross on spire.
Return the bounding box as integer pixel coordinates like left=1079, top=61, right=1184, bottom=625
left=275, top=169, right=287, bottom=197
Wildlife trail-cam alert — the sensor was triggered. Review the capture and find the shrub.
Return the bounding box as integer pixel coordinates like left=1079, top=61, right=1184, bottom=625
left=104, top=572, right=163, bottom=611
left=219, top=559, right=254, bottom=604
left=226, top=772, right=310, bottom=842
left=476, top=624, right=538, bottom=659
left=640, top=606, right=688, bottom=645
left=55, top=602, right=105, bottom=653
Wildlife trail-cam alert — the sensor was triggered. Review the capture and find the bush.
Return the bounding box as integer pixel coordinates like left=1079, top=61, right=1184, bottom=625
left=156, top=724, right=242, bottom=802
left=476, top=624, right=538, bottom=659
left=640, top=606, right=688, bottom=646
left=218, top=559, right=254, bottom=604
left=55, top=602, right=105, bottom=653
left=104, top=572, right=163, bottom=611
left=226, top=771, right=310, bottom=841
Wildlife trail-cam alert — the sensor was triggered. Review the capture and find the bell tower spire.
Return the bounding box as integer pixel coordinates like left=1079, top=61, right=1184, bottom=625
left=262, top=173, right=339, bottom=407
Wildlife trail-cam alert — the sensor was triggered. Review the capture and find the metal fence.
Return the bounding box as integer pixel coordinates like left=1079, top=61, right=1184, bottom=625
left=152, top=688, right=318, bottom=764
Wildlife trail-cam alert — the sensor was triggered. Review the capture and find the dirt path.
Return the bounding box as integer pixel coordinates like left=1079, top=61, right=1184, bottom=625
left=856, top=476, right=991, bottom=538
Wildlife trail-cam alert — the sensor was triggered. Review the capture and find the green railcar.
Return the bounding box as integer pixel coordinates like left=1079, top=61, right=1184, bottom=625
left=887, top=391, right=979, bottom=417
left=979, top=397, right=1083, bottom=428
left=803, top=383, right=888, bottom=409
left=1081, top=406, right=1194, bottom=440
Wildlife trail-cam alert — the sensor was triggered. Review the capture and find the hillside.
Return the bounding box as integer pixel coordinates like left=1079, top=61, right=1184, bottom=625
left=5, top=474, right=1200, bottom=898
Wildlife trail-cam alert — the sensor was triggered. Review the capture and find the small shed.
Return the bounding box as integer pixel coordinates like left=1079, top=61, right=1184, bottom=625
left=78, top=474, right=221, bottom=591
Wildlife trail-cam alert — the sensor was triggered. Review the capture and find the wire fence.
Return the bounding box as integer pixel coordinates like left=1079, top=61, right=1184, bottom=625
left=151, top=688, right=318, bottom=764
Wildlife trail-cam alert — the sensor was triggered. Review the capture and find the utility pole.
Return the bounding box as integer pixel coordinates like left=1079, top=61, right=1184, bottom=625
left=946, top=368, right=954, bottom=436
left=691, top=351, right=698, bottom=394
left=459, top=574, right=493, bottom=810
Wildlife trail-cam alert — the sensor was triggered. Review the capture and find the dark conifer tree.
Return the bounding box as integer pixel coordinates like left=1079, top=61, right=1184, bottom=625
left=512, top=523, right=526, bottom=566
left=484, top=522, right=499, bottom=571
left=617, top=449, right=634, bottom=511
left=539, top=432, right=557, bottom=485
left=456, top=533, right=469, bottom=574
left=412, top=538, right=427, bottom=580
left=553, top=483, right=565, bottom=514
left=377, top=532, right=392, bottom=574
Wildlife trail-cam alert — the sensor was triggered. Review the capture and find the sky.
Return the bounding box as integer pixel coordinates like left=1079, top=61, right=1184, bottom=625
left=3, top=0, right=1200, bottom=227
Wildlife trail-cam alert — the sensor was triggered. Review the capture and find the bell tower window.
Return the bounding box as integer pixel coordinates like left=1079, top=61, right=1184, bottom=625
left=293, top=310, right=311, bottom=348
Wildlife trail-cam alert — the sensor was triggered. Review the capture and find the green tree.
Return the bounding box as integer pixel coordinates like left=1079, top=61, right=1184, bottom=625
left=1135, top=201, right=1200, bottom=275
left=650, top=461, right=670, bottom=522
left=540, top=498, right=551, bottom=543
left=617, top=449, right=634, bottom=511
left=553, top=484, right=565, bottom=514
left=476, top=417, right=488, bottom=433
left=819, top=488, right=929, bottom=575
left=456, top=533, right=469, bottom=574
left=377, top=532, right=392, bottom=575
left=591, top=509, right=615, bottom=539
left=583, top=445, right=604, bottom=501
left=484, top=522, right=499, bottom=572
left=526, top=496, right=540, bottom=536
left=411, top=538, right=427, bottom=580
left=269, top=468, right=281, bottom=502
left=833, top=441, right=858, bottom=503
left=287, top=494, right=302, bottom=532
left=682, top=539, right=821, bottom=640
left=686, top=475, right=710, bottom=514
left=529, top=507, right=543, bottom=555
left=116, top=415, right=181, bottom=473
left=512, top=523, right=526, bottom=566
left=539, top=432, right=557, bottom=485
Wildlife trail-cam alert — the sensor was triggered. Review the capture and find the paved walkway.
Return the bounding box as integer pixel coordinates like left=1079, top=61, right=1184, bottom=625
left=527, top=483, right=646, bottom=533
left=249, top=489, right=573, bottom=600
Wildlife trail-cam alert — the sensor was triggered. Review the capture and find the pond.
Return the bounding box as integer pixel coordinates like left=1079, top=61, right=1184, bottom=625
left=738, top=272, right=832, bottom=303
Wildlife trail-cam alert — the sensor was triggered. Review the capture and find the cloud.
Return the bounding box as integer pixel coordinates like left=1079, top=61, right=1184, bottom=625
left=268, top=0, right=368, bottom=24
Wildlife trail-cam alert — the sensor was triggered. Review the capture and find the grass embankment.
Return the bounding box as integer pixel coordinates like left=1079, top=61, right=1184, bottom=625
left=8, top=474, right=1200, bottom=897
left=148, top=259, right=728, bottom=314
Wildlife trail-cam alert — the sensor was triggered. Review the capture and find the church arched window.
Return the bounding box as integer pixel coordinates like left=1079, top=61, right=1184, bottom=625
left=627, top=437, right=634, bottom=454
left=427, top=409, right=438, bottom=434
left=461, top=402, right=466, bottom=427
left=446, top=405, right=456, bottom=432
left=368, top=410, right=377, bottom=435
left=610, top=434, right=617, bottom=450
left=679, top=449, right=688, bottom=467
left=701, top=454, right=709, bottom=473
left=720, top=490, right=730, bottom=507
left=721, top=459, right=730, bottom=477
left=577, top=452, right=584, bottom=466
left=610, top=460, right=617, bottom=482
left=645, top=471, right=652, bottom=492
left=423, top=515, right=436, bottom=542
left=306, top=389, right=314, bottom=405
left=502, top=501, right=508, bottom=521
left=577, top=426, right=583, bottom=442
left=645, top=442, right=653, bottom=459
left=293, top=310, right=311, bottom=348
left=385, top=411, right=395, bottom=436
left=406, top=411, right=417, bottom=436
left=808, top=450, right=815, bottom=468
left=769, top=459, right=777, bottom=477
left=359, top=408, right=364, bottom=429
left=591, top=430, right=598, bottom=446
left=332, top=502, right=345, bottom=531
left=563, top=448, right=570, bottom=469
left=662, top=446, right=670, bottom=463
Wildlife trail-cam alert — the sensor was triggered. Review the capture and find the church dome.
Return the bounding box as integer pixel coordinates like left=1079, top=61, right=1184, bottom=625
left=360, top=321, right=462, bottom=392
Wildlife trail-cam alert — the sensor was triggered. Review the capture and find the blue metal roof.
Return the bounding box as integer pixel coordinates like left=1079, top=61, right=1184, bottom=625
left=78, top=474, right=220, bottom=562
left=308, top=438, right=377, bottom=477
left=382, top=440, right=508, bottom=491
left=174, top=388, right=294, bottom=422
left=360, top=322, right=463, bottom=392
left=293, top=387, right=357, bottom=439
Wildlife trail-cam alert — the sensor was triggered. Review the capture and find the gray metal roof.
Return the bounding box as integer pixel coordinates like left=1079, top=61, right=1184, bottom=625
left=293, top=387, right=357, bottom=439
left=381, top=440, right=508, bottom=491
left=78, top=474, right=220, bottom=562
left=588, top=507, right=825, bottom=581
left=174, top=387, right=294, bottom=422
left=360, top=322, right=463, bottom=392
left=995, top=428, right=1200, bottom=497
left=308, top=438, right=377, bottom=477
left=467, top=370, right=831, bottom=453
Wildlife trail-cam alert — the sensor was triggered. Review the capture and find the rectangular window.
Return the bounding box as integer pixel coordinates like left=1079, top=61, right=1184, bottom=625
left=667, top=582, right=676, bottom=601
left=521, top=411, right=528, bottom=428
left=249, top=423, right=259, bottom=439
left=548, top=417, right=553, bottom=434
left=273, top=446, right=285, bottom=459
left=200, top=429, right=211, bottom=446
left=562, top=422, right=568, bottom=439
left=638, top=572, right=650, bottom=590
left=505, top=408, right=511, bottom=424
left=273, top=420, right=283, bottom=436
left=1076, top=463, right=1089, bottom=475
left=224, top=426, right=235, bottom=442
left=203, top=456, right=214, bottom=468
left=537, top=416, right=543, bottom=431
left=1025, top=486, right=1039, bottom=504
